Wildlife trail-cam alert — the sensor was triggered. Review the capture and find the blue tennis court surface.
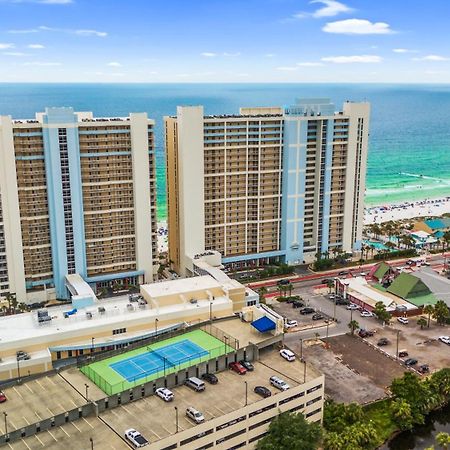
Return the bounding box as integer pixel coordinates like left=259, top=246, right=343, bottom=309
left=110, top=339, right=208, bottom=382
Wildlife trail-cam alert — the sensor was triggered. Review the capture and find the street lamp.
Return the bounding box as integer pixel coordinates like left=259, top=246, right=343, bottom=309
left=155, top=318, right=159, bottom=338
left=224, top=336, right=229, bottom=353
left=244, top=381, right=248, bottom=407
left=91, top=337, right=95, bottom=354
left=85, top=383, right=89, bottom=401
left=3, top=412, right=7, bottom=435
left=300, top=338, right=303, bottom=360
left=89, top=437, right=93, bottom=450
left=396, top=329, right=401, bottom=359
left=174, top=406, right=179, bottom=433
left=16, top=357, right=21, bottom=382
left=303, top=359, right=307, bottom=383
left=209, top=301, right=213, bottom=323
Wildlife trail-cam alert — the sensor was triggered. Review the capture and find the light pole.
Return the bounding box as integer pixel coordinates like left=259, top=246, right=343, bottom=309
left=91, top=337, right=95, bottom=354
left=209, top=301, right=213, bottom=323
left=300, top=338, right=303, bottom=360
left=333, top=296, right=337, bottom=322
left=396, top=329, right=400, bottom=359
left=3, top=412, right=7, bottom=435
left=85, top=383, right=89, bottom=401
left=175, top=406, right=179, bottom=433
left=303, top=359, right=307, bottom=383
left=155, top=318, right=159, bottom=338
left=244, top=381, right=248, bottom=407
left=16, top=357, right=21, bottom=382
left=224, top=336, right=229, bottom=353
left=90, top=437, right=93, bottom=450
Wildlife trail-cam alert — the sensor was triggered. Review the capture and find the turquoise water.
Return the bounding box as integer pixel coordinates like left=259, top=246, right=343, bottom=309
left=1, top=83, right=449, bottom=220
left=363, top=240, right=389, bottom=251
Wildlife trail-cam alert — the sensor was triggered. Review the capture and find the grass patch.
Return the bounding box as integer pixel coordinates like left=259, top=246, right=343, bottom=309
left=364, top=398, right=399, bottom=448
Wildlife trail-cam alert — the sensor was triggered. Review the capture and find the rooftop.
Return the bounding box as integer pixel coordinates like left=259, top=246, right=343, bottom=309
left=413, top=268, right=450, bottom=307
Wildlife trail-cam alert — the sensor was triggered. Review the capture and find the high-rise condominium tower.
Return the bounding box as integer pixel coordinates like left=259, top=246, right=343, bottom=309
left=165, top=99, right=370, bottom=275
left=0, top=107, right=157, bottom=303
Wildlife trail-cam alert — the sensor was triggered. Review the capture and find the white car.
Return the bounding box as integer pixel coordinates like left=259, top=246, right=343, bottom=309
left=156, top=387, right=174, bottom=402
left=186, top=406, right=205, bottom=424
left=284, top=319, right=298, bottom=329
left=397, top=317, right=409, bottom=325
left=125, top=429, right=149, bottom=448
left=270, top=375, right=290, bottom=391
left=439, top=336, right=450, bottom=345
left=280, top=349, right=296, bottom=362
left=360, top=310, right=374, bottom=317
left=346, top=303, right=359, bottom=310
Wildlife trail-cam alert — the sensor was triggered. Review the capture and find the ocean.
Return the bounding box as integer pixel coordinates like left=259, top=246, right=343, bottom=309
left=1, top=83, right=450, bottom=221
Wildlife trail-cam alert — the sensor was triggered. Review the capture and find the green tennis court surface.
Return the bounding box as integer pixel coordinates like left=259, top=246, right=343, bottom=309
left=81, top=329, right=233, bottom=395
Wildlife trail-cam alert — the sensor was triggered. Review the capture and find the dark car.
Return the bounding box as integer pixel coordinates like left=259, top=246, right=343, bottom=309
left=300, top=307, right=315, bottom=315
left=405, top=358, right=418, bottom=367
left=239, top=360, right=254, bottom=371
left=322, top=278, right=332, bottom=284
left=0, top=391, right=6, bottom=403
left=418, top=364, right=429, bottom=374
left=338, top=271, right=349, bottom=276
left=292, top=301, right=304, bottom=308
left=377, top=338, right=390, bottom=346
left=358, top=329, right=374, bottom=338
left=312, top=313, right=324, bottom=321
left=229, top=361, right=247, bottom=375
left=336, top=298, right=349, bottom=305
left=278, top=279, right=290, bottom=285
left=254, top=386, right=271, bottom=398
left=201, top=373, right=218, bottom=384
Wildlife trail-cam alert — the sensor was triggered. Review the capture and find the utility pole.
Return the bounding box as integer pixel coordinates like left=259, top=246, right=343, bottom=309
left=244, top=381, right=248, bottom=407
left=91, top=337, right=95, bottom=354
left=90, top=437, right=94, bottom=450
left=3, top=412, right=7, bottom=436
left=85, top=383, right=89, bottom=401
left=155, top=318, right=159, bottom=337
left=300, top=338, right=303, bottom=360
left=396, top=329, right=400, bottom=359
left=175, top=406, right=179, bottom=433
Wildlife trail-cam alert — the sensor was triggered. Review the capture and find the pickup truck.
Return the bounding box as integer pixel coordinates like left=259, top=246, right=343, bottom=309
left=125, top=429, right=149, bottom=447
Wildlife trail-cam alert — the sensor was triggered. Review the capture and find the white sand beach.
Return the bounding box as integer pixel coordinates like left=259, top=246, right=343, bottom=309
left=364, top=197, right=450, bottom=224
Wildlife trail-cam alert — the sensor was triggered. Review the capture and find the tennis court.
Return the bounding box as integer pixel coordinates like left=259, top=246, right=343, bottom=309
left=81, top=329, right=234, bottom=395
left=110, top=340, right=208, bottom=382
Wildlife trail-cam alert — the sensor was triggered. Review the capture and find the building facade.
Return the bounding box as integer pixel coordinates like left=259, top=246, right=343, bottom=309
left=0, top=107, right=157, bottom=303
left=165, top=99, right=370, bottom=275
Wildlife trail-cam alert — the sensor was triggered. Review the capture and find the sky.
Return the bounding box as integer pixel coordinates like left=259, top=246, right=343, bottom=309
left=0, top=0, right=449, bottom=83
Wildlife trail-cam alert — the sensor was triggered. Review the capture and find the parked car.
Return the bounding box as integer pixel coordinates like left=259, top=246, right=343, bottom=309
left=377, top=338, right=390, bottom=346
left=322, top=278, right=332, bottom=284
left=405, top=358, right=418, bottom=367
left=0, top=391, right=6, bottom=403
left=439, top=336, right=450, bottom=345
left=300, top=307, right=315, bottom=315
left=418, top=364, right=430, bottom=374
left=312, top=313, right=324, bottom=321
left=239, top=360, right=254, bottom=371
left=398, top=349, right=409, bottom=358
left=278, top=279, right=290, bottom=285
left=360, top=310, right=374, bottom=317
left=338, top=271, right=349, bottom=276
left=254, top=386, right=272, bottom=398
left=358, top=329, right=374, bottom=338
left=346, top=304, right=359, bottom=310
left=280, top=349, right=296, bottom=362
left=397, top=317, right=409, bottom=325
left=270, top=376, right=290, bottom=391
left=201, top=373, right=218, bottom=384
left=328, top=294, right=335, bottom=300
left=284, top=319, right=298, bottom=329
left=292, top=301, right=304, bottom=308
left=336, top=298, right=349, bottom=305
left=16, top=350, right=30, bottom=361
left=186, top=407, right=205, bottom=424
left=125, top=429, right=149, bottom=448
left=229, top=361, right=247, bottom=375
left=155, top=387, right=174, bottom=402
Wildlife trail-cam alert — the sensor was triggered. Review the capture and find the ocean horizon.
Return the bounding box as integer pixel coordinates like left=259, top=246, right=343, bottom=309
left=1, top=82, right=449, bottom=221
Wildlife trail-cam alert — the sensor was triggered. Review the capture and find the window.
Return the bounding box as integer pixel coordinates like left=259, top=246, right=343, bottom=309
left=279, top=392, right=304, bottom=405
left=216, top=428, right=246, bottom=445
left=249, top=417, right=272, bottom=431
left=306, top=408, right=322, bottom=418
left=307, top=384, right=322, bottom=394
left=180, top=429, right=213, bottom=446
left=249, top=432, right=268, bottom=443
left=112, top=328, right=127, bottom=335
left=306, top=396, right=322, bottom=407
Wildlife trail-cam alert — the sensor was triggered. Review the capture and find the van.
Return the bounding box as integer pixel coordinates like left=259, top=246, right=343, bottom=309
left=186, top=407, right=205, bottom=424
left=185, top=377, right=205, bottom=392
left=280, top=349, right=296, bottom=362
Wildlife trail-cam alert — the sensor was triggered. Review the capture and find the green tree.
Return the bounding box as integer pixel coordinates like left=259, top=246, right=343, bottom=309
left=417, top=317, right=427, bottom=329
left=348, top=319, right=360, bottom=336
left=437, top=432, right=450, bottom=450
left=258, top=286, right=268, bottom=304
left=390, top=399, right=415, bottom=430
left=433, top=300, right=450, bottom=326
left=424, top=304, right=435, bottom=328
left=257, top=412, right=322, bottom=450
left=326, top=279, right=335, bottom=294
left=287, top=282, right=293, bottom=297
left=373, top=301, right=391, bottom=324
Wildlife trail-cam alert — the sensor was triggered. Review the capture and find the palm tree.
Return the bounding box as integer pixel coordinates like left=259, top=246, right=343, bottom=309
left=258, top=286, right=268, bottom=303
left=326, top=279, right=335, bottom=294
left=348, top=319, right=359, bottom=336
left=286, top=282, right=293, bottom=297
left=423, top=304, right=435, bottom=328
left=436, top=432, right=450, bottom=450
left=417, top=317, right=427, bottom=330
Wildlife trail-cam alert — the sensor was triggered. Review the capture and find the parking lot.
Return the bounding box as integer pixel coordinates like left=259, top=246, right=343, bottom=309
left=0, top=374, right=87, bottom=434
left=100, top=351, right=317, bottom=446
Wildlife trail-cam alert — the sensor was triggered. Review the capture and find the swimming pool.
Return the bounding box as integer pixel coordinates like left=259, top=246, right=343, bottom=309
left=364, top=240, right=390, bottom=251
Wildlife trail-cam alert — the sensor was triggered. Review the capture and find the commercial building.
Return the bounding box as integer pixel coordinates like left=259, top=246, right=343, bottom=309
left=165, top=98, right=370, bottom=275
left=0, top=107, right=157, bottom=304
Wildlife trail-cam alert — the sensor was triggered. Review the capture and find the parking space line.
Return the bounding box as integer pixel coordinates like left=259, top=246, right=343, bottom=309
left=46, top=376, right=56, bottom=386
left=109, top=409, right=120, bottom=418
left=47, top=430, right=58, bottom=442
left=23, top=417, right=30, bottom=425
left=35, top=379, right=45, bottom=391
left=70, top=400, right=78, bottom=408
left=13, top=387, right=23, bottom=399
left=35, top=411, right=41, bottom=420
left=21, top=439, right=32, bottom=450
left=9, top=419, right=17, bottom=431
left=7, top=443, right=13, bottom=449
left=152, top=430, right=161, bottom=439
left=160, top=424, right=172, bottom=434
left=34, top=434, right=45, bottom=447
left=25, top=384, right=34, bottom=394
left=82, top=417, right=94, bottom=429
left=121, top=405, right=132, bottom=414
left=47, top=407, right=54, bottom=416
left=71, top=421, right=82, bottom=433
left=61, top=426, right=70, bottom=437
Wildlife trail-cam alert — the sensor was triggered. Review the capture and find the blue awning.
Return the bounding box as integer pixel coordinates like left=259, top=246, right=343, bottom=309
left=251, top=316, right=276, bottom=333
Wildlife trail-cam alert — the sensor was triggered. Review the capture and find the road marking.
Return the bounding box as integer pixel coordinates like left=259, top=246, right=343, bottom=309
left=71, top=421, right=82, bottom=432
left=35, top=411, right=41, bottom=420
left=21, top=439, right=32, bottom=450
left=61, top=426, right=70, bottom=437
left=110, top=409, right=120, bottom=418
left=13, top=387, right=23, bottom=399
left=34, top=434, right=45, bottom=447
left=23, top=416, right=30, bottom=425
left=7, top=443, right=13, bottom=449
left=25, top=384, right=34, bottom=394
left=47, top=430, right=58, bottom=442
left=9, top=419, right=17, bottom=430
left=70, top=400, right=78, bottom=408
left=121, top=405, right=132, bottom=415
left=82, top=417, right=94, bottom=429
left=46, top=376, right=56, bottom=386
left=35, top=379, right=45, bottom=390
left=47, top=407, right=54, bottom=416
left=160, top=424, right=172, bottom=434
left=152, top=430, right=161, bottom=439
left=58, top=402, right=66, bottom=413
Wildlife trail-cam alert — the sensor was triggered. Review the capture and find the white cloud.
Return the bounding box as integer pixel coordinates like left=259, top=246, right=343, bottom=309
left=276, top=66, right=298, bottom=71
left=323, top=19, right=394, bottom=35
left=28, top=44, right=45, bottom=49
left=9, top=25, right=107, bottom=37
left=0, top=43, right=15, bottom=49
left=201, top=52, right=217, bottom=57
left=107, top=61, right=122, bottom=67
left=38, top=0, right=72, bottom=3
left=23, top=61, right=62, bottom=66
left=413, top=54, right=449, bottom=61
left=264, top=53, right=275, bottom=58
left=75, top=29, right=107, bottom=37
left=311, top=0, right=353, bottom=18
left=3, top=51, right=28, bottom=56
left=297, top=61, right=324, bottom=66
left=393, top=48, right=417, bottom=53
left=321, top=54, right=382, bottom=63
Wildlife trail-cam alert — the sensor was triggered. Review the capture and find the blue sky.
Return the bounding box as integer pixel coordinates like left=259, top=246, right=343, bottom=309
left=0, top=0, right=449, bottom=82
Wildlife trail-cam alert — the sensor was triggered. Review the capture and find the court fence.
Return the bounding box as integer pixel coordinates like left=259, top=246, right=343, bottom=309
left=200, top=323, right=240, bottom=350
